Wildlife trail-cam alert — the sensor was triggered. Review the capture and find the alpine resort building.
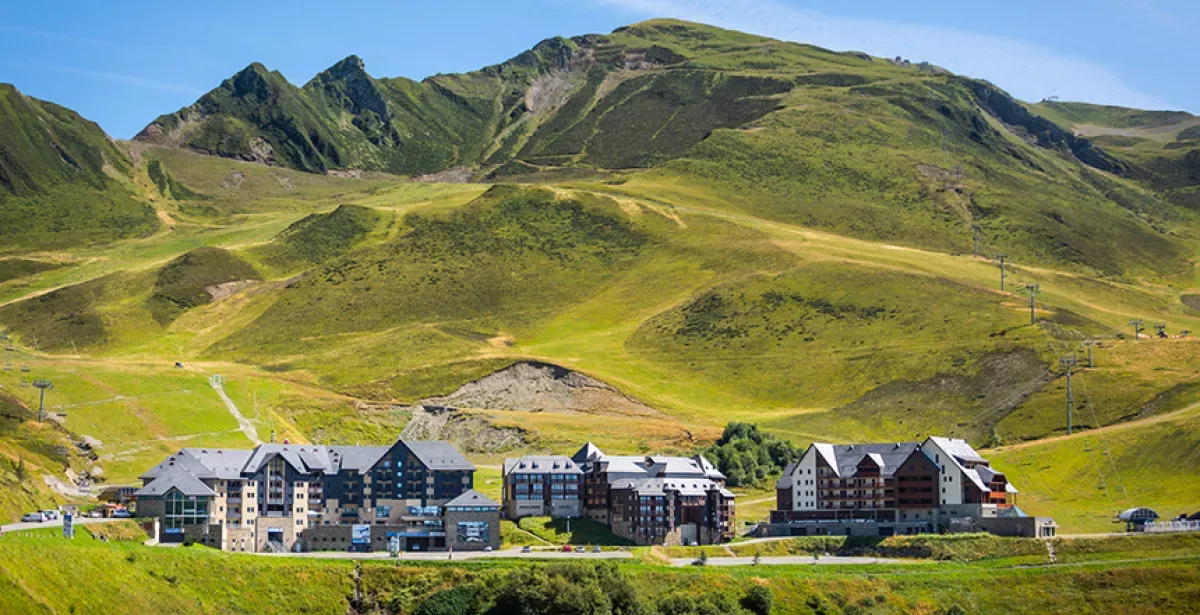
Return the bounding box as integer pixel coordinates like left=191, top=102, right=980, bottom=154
left=134, top=438, right=500, bottom=553
left=502, top=443, right=735, bottom=545
left=768, top=436, right=1056, bottom=538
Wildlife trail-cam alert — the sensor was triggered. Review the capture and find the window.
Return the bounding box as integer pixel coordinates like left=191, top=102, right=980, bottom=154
left=164, top=490, right=210, bottom=529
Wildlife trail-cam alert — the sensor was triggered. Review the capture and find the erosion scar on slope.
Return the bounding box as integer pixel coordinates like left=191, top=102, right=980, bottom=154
left=209, top=375, right=261, bottom=445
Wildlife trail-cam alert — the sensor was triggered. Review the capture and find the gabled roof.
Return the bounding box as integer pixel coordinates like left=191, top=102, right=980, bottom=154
left=329, top=445, right=390, bottom=474
left=407, top=441, right=474, bottom=471
left=924, top=437, right=991, bottom=492
left=812, top=443, right=840, bottom=477
left=135, top=465, right=218, bottom=498
left=571, top=442, right=605, bottom=464
left=926, top=436, right=987, bottom=464
left=827, top=442, right=921, bottom=477
left=776, top=461, right=798, bottom=489
left=609, top=477, right=733, bottom=499
left=443, top=489, right=499, bottom=508
left=502, top=455, right=581, bottom=475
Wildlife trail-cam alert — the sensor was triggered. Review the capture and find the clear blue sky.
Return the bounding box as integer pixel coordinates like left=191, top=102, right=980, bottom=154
left=1, top=0, right=1195, bottom=138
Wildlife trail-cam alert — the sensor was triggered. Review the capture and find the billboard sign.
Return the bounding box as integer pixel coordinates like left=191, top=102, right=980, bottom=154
left=456, top=521, right=489, bottom=543
left=351, top=524, right=371, bottom=545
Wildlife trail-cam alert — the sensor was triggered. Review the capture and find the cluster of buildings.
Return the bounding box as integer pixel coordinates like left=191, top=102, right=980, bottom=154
left=501, top=443, right=735, bottom=545
left=768, top=436, right=1056, bottom=538
left=132, top=432, right=1054, bottom=553
left=134, top=438, right=500, bottom=553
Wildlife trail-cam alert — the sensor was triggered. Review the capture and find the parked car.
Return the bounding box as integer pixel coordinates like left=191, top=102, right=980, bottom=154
left=41, top=510, right=59, bottom=521
left=483, top=546, right=493, bottom=552
left=112, top=510, right=133, bottom=519
left=85, top=510, right=103, bottom=519
left=21, top=512, right=46, bottom=523
left=592, top=545, right=602, bottom=553
left=574, top=545, right=585, bottom=553
left=521, top=545, right=532, bottom=553
left=561, top=545, right=573, bottom=552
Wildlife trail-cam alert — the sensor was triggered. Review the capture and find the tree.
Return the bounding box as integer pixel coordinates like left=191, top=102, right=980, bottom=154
left=706, top=423, right=800, bottom=487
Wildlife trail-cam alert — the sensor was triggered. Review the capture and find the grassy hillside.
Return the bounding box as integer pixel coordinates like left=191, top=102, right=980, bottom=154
left=147, top=247, right=260, bottom=325
left=1028, top=100, right=1200, bottom=211
left=1, top=532, right=1198, bottom=614
left=990, top=399, right=1200, bottom=533
left=135, top=20, right=1200, bottom=279
left=248, top=204, right=382, bottom=274
left=0, top=84, right=158, bottom=249
left=1, top=20, right=1199, bottom=535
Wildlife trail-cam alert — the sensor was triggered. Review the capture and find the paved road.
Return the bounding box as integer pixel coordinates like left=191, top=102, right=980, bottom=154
left=260, top=547, right=634, bottom=561
left=669, top=555, right=909, bottom=567
left=1, top=516, right=123, bottom=534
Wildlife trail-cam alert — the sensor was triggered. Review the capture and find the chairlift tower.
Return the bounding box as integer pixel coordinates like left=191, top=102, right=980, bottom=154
left=1082, top=340, right=1095, bottom=369
left=1128, top=320, right=1143, bottom=341
left=1154, top=323, right=1167, bottom=339
left=1024, top=284, right=1039, bottom=326
left=997, top=255, right=1008, bottom=291
left=1060, top=357, right=1077, bottom=435
left=33, top=379, right=53, bottom=423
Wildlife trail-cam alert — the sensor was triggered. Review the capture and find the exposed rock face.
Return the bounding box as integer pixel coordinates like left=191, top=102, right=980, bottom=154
left=399, top=405, right=526, bottom=453
left=421, top=361, right=658, bottom=416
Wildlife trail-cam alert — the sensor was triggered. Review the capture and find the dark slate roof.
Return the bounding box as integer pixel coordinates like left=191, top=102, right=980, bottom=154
left=827, top=442, right=922, bottom=477
left=503, top=455, right=582, bottom=475
left=443, top=489, right=499, bottom=508
left=135, top=465, right=218, bottom=497
left=571, top=442, right=605, bottom=463
left=329, top=445, right=390, bottom=474
left=407, top=441, right=474, bottom=471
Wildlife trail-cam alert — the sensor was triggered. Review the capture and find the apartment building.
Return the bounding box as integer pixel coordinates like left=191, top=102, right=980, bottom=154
left=500, top=456, right=583, bottom=518
left=501, top=442, right=735, bottom=545
left=134, top=437, right=500, bottom=553
left=769, top=436, right=1056, bottom=538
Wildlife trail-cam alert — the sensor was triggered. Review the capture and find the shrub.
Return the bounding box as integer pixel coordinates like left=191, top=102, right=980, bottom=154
left=705, top=423, right=800, bottom=487
left=416, top=585, right=475, bottom=615
left=742, top=585, right=773, bottom=615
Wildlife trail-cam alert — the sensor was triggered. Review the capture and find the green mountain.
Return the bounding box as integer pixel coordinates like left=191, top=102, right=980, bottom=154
left=1, top=20, right=1199, bottom=530
left=1029, top=100, right=1200, bottom=210
left=0, top=84, right=158, bottom=249
left=136, top=20, right=1196, bottom=278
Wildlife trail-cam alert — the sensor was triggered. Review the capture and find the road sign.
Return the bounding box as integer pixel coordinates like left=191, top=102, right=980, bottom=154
left=62, top=513, right=74, bottom=539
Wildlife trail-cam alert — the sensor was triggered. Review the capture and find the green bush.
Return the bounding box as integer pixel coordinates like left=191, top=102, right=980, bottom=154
left=705, top=423, right=800, bottom=487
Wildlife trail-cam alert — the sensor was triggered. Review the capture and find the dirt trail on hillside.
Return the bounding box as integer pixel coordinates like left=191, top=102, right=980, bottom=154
left=986, top=401, right=1200, bottom=453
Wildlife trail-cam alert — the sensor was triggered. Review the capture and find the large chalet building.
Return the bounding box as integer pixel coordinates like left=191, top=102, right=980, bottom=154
left=502, top=442, right=735, bottom=545
left=134, top=438, right=500, bottom=553
left=770, top=436, right=1056, bottom=538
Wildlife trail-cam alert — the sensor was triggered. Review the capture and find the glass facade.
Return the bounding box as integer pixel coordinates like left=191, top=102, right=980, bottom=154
left=164, top=489, right=210, bottom=529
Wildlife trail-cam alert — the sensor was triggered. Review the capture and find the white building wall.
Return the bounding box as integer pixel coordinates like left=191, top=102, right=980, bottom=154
left=921, top=441, right=962, bottom=506
left=793, top=447, right=819, bottom=511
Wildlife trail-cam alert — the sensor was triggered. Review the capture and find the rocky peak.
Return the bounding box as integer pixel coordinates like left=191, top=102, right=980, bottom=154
left=306, top=55, right=389, bottom=123
left=222, top=62, right=278, bottom=102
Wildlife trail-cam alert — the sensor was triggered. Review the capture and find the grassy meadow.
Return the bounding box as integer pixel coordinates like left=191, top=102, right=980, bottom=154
left=0, top=122, right=1196, bottom=532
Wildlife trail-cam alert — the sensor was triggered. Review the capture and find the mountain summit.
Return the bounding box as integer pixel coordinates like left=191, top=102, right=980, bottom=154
left=132, top=19, right=1197, bottom=277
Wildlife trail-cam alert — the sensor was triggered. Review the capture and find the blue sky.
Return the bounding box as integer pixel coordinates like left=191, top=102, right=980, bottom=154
left=1, top=0, right=1195, bottom=138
